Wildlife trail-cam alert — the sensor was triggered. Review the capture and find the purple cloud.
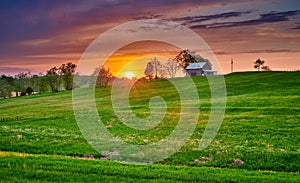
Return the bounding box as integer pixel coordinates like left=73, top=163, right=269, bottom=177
left=190, top=10, right=300, bottom=29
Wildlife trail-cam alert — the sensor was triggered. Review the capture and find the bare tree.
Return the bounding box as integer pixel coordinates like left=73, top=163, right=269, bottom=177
left=151, top=58, right=161, bottom=79
left=144, top=62, right=154, bottom=80
left=164, top=59, right=180, bottom=78
left=159, top=66, right=167, bottom=78
left=144, top=58, right=164, bottom=80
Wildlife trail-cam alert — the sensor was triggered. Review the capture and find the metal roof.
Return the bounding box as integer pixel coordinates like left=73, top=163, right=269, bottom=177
left=185, top=62, right=207, bottom=70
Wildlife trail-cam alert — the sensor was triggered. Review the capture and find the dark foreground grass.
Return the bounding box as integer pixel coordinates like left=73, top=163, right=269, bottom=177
left=0, top=71, right=299, bottom=182
left=0, top=154, right=299, bottom=183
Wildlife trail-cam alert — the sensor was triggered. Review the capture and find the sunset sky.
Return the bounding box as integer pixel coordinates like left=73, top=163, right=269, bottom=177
left=0, top=0, right=299, bottom=77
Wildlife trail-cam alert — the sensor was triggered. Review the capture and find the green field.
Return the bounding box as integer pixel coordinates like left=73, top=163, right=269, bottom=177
left=0, top=71, right=299, bottom=182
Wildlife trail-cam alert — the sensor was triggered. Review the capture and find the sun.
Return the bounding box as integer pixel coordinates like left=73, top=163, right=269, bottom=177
left=124, top=72, right=135, bottom=79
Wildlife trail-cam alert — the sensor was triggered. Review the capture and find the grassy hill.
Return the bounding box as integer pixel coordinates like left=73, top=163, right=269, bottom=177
left=0, top=71, right=299, bottom=182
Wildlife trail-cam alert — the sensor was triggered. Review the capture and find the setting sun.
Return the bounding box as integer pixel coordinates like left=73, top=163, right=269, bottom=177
left=124, top=72, right=135, bottom=79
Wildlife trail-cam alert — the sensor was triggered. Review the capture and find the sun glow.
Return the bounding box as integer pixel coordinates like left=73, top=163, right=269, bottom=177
left=124, top=72, right=135, bottom=79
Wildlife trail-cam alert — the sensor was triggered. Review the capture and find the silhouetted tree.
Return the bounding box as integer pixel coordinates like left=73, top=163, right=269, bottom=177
left=262, top=65, right=272, bottom=71
left=174, top=49, right=197, bottom=69
left=174, top=49, right=211, bottom=69
left=254, top=58, right=265, bottom=71
left=59, top=62, right=77, bottom=90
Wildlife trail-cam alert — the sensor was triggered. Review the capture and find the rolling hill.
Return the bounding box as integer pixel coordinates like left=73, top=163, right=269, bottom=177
left=0, top=71, right=299, bottom=182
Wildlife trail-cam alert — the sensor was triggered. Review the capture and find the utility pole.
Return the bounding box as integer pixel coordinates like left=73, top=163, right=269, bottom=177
left=231, top=58, right=234, bottom=73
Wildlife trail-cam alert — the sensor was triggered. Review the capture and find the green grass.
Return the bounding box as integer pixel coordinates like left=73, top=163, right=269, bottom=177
left=0, top=71, right=299, bottom=182
left=0, top=154, right=299, bottom=182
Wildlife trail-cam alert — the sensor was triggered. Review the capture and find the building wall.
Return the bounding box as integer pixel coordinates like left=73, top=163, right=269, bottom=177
left=186, top=69, right=204, bottom=76
left=186, top=69, right=217, bottom=76
left=205, top=71, right=214, bottom=76
left=204, top=70, right=218, bottom=76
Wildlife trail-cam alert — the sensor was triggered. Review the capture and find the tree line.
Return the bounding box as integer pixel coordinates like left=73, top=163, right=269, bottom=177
left=0, top=62, right=77, bottom=99
left=0, top=49, right=223, bottom=99
left=0, top=50, right=273, bottom=99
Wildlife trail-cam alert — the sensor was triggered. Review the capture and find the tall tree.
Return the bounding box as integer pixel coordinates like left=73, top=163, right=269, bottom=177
left=15, top=72, right=31, bottom=96
left=0, top=77, right=13, bottom=99
left=174, top=49, right=197, bottom=69
left=59, top=62, right=77, bottom=90
left=39, top=76, right=49, bottom=93
left=144, top=62, right=154, bottom=80
left=151, top=57, right=162, bottom=79
left=164, top=59, right=180, bottom=78
left=92, top=66, right=113, bottom=87
left=0, top=75, right=18, bottom=97
left=31, top=74, right=48, bottom=94
left=254, top=58, right=265, bottom=71
left=45, top=67, right=60, bottom=92
left=144, top=58, right=164, bottom=80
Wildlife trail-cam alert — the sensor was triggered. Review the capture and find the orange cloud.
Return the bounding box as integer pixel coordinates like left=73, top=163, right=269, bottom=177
left=104, top=41, right=181, bottom=77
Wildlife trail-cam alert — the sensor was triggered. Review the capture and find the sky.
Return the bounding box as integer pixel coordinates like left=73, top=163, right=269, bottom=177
left=0, top=0, right=300, bottom=77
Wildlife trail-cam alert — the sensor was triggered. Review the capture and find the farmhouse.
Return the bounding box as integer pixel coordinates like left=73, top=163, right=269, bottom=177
left=185, top=62, right=217, bottom=76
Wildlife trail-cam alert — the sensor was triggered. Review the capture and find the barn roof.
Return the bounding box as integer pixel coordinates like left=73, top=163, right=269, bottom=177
left=186, top=62, right=207, bottom=70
